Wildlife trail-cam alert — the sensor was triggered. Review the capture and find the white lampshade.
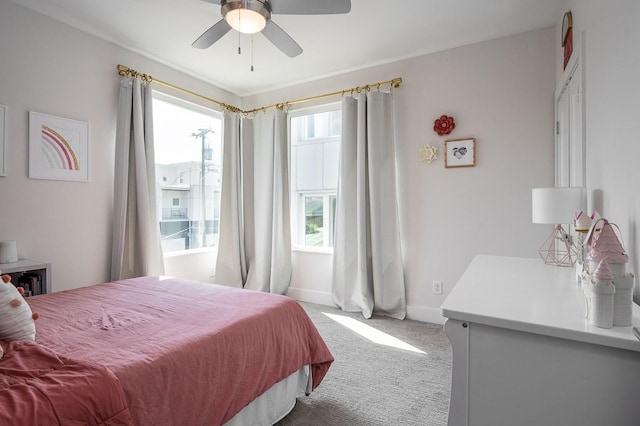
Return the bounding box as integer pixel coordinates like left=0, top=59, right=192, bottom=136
left=532, top=187, right=586, bottom=224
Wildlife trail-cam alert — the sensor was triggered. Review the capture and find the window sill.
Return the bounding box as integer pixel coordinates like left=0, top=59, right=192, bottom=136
left=292, top=246, right=334, bottom=255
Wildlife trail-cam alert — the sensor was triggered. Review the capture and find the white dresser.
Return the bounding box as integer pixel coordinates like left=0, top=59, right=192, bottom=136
left=441, top=255, right=640, bottom=426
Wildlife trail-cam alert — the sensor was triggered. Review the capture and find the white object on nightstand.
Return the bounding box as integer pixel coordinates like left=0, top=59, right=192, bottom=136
left=0, top=240, right=18, bottom=263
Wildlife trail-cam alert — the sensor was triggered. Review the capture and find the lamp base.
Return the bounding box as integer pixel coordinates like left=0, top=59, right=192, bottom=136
left=538, top=224, right=576, bottom=267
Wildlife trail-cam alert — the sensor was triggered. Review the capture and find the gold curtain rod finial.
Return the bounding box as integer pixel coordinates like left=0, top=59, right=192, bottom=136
left=116, top=64, right=152, bottom=81
left=117, top=64, right=130, bottom=76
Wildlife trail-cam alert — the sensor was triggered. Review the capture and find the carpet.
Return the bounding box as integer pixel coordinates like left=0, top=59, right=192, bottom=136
left=276, top=302, right=452, bottom=425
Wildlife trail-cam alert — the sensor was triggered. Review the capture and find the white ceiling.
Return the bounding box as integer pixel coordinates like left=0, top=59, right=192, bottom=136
left=10, top=0, right=561, bottom=96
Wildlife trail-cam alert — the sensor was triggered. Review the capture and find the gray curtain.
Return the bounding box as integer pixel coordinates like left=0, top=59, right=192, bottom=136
left=332, top=91, right=406, bottom=319
left=213, top=112, right=245, bottom=287
left=215, top=109, right=292, bottom=294
left=111, top=76, right=164, bottom=280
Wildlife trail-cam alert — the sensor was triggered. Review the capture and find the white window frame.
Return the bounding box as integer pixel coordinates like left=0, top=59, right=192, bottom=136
left=289, top=102, right=341, bottom=252
left=152, top=90, right=223, bottom=256
left=296, top=192, right=336, bottom=250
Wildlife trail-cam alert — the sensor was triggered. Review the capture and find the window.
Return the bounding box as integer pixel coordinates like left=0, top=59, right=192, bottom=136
left=289, top=104, right=341, bottom=249
left=152, top=92, right=223, bottom=254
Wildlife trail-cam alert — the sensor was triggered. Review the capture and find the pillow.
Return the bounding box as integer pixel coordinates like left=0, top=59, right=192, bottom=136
left=0, top=272, right=38, bottom=359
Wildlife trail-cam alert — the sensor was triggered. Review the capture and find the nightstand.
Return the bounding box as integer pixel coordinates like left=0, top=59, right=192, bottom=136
left=0, top=259, right=51, bottom=296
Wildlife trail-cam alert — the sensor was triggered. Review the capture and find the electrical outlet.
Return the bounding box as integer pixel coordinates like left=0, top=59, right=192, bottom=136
left=433, top=280, right=443, bottom=295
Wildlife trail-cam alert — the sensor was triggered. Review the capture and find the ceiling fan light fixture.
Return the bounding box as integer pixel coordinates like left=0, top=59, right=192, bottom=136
left=222, top=0, right=270, bottom=34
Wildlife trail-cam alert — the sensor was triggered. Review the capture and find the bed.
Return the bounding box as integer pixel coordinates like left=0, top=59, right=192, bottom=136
left=0, top=276, right=334, bottom=425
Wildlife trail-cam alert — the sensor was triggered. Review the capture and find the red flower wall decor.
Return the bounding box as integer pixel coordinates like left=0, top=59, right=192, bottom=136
left=433, top=115, right=455, bottom=136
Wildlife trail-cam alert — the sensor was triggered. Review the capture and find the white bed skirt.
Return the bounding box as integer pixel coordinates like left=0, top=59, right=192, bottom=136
left=224, top=365, right=311, bottom=426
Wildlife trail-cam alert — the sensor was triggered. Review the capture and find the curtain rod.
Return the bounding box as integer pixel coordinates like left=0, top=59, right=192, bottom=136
left=117, top=64, right=243, bottom=113
left=117, top=64, right=402, bottom=115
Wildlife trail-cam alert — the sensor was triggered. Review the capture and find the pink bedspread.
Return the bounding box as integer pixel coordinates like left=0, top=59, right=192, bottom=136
left=0, top=340, right=132, bottom=425
left=29, top=277, right=333, bottom=425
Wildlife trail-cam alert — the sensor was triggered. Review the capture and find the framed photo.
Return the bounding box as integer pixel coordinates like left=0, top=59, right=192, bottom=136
left=444, top=138, right=476, bottom=168
left=29, top=111, right=90, bottom=181
left=0, top=104, right=6, bottom=177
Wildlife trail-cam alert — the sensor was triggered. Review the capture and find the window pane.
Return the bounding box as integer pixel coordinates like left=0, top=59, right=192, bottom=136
left=305, top=115, right=315, bottom=139
left=305, top=196, right=324, bottom=247
left=153, top=94, right=222, bottom=253
left=329, top=110, right=341, bottom=137
left=295, top=143, right=323, bottom=191
left=292, top=110, right=341, bottom=143
left=290, top=104, right=341, bottom=249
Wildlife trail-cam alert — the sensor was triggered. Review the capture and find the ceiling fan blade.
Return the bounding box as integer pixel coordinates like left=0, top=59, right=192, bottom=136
left=192, top=19, right=232, bottom=49
left=200, top=0, right=221, bottom=4
left=270, top=0, right=350, bottom=15
left=261, top=20, right=303, bottom=57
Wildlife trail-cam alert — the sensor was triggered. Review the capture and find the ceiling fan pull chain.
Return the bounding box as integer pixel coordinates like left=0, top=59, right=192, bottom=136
left=238, top=21, right=241, bottom=54
left=251, top=34, right=255, bottom=71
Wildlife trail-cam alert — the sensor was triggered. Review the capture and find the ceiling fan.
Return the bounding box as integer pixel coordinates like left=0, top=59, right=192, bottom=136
left=192, top=0, right=351, bottom=58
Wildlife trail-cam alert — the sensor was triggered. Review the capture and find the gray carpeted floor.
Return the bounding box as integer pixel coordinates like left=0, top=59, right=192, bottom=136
left=276, top=302, right=452, bottom=426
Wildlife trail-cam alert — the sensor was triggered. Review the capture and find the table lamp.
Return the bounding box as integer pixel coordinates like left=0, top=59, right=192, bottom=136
left=532, top=187, right=586, bottom=266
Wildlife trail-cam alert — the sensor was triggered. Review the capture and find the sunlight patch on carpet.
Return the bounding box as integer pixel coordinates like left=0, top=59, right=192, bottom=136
left=322, top=313, right=426, bottom=354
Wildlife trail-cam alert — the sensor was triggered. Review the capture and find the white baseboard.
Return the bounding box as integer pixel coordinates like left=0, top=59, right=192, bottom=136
left=286, top=287, right=334, bottom=306
left=406, top=305, right=445, bottom=325
left=287, top=286, right=445, bottom=325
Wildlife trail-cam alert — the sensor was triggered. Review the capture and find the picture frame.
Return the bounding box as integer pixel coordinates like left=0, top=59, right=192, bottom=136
left=444, top=138, right=476, bottom=168
left=0, top=104, right=6, bottom=177
left=29, top=111, right=90, bottom=181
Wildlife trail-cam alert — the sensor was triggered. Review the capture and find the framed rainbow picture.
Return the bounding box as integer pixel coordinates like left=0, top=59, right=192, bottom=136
left=29, top=111, right=90, bottom=181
